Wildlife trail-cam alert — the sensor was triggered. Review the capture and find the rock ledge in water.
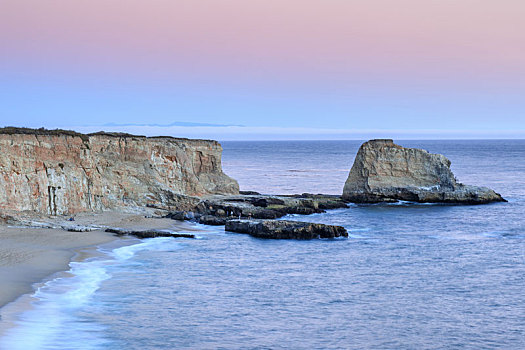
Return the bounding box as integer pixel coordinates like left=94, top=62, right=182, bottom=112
left=166, top=194, right=348, bottom=224
left=342, top=139, right=506, bottom=204
left=225, top=219, right=348, bottom=240
left=105, top=228, right=195, bottom=239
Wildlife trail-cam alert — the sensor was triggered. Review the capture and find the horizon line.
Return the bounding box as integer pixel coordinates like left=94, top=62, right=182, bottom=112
left=2, top=124, right=524, bottom=141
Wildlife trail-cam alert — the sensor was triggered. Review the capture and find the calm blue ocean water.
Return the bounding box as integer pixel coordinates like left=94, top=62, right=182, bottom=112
left=1, top=140, right=524, bottom=349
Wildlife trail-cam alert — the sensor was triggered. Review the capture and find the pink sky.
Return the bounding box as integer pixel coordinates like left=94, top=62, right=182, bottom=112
left=1, top=0, right=524, bottom=136
left=3, top=1, right=523, bottom=81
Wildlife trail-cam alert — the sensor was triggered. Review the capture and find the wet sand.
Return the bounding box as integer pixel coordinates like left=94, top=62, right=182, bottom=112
left=0, top=211, right=196, bottom=308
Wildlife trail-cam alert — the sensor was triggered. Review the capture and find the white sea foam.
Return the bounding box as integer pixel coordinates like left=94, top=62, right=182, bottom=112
left=348, top=228, right=371, bottom=232
left=0, top=260, right=112, bottom=349
left=385, top=200, right=413, bottom=206
left=347, top=233, right=367, bottom=238
left=0, top=237, right=179, bottom=350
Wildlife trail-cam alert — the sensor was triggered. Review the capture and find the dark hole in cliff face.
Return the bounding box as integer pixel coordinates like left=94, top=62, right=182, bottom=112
left=58, top=163, right=64, bottom=170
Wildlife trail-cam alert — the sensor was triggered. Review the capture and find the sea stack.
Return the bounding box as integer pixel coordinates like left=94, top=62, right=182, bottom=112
left=342, top=139, right=506, bottom=204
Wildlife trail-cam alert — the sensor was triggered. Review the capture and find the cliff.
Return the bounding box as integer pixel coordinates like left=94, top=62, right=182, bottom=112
left=342, top=139, right=505, bottom=204
left=0, top=128, right=239, bottom=215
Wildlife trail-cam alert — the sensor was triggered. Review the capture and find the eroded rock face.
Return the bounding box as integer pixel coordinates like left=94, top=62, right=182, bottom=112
left=0, top=128, right=239, bottom=215
left=342, top=139, right=505, bottom=204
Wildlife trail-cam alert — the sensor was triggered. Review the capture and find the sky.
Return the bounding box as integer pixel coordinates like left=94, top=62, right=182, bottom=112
left=1, top=0, right=524, bottom=140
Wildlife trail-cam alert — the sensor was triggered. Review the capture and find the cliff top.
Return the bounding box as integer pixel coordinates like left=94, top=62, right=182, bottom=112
left=365, top=139, right=395, bottom=146
left=0, top=127, right=216, bottom=143
left=0, top=127, right=90, bottom=140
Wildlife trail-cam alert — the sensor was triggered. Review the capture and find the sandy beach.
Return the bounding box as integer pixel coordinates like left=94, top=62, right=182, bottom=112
left=0, top=211, right=197, bottom=308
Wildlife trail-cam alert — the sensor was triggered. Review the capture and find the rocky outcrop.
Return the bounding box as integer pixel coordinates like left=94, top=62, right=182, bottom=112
left=0, top=127, right=239, bottom=215
left=225, top=219, right=348, bottom=239
left=105, top=228, right=195, bottom=239
left=165, top=193, right=348, bottom=224
left=342, top=139, right=505, bottom=204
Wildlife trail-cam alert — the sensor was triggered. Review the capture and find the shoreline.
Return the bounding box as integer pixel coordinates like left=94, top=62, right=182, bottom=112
left=0, top=239, right=135, bottom=339
left=0, top=211, right=202, bottom=312
left=0, top=226, right=118, bottom=309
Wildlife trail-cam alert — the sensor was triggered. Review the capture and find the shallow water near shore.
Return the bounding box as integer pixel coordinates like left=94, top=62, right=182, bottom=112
left=1, top=140, right=524, bottom=349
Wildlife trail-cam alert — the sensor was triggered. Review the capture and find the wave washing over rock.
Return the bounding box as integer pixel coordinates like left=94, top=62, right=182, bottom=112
left=0, top=127, right=239, bottom=215
left=342, top=139, right=506, bottom=204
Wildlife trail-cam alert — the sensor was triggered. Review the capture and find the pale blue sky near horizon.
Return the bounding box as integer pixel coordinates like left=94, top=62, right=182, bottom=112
left=1, top=1, right=524, bottom=140
left=2, top=72, right=523, bottom=140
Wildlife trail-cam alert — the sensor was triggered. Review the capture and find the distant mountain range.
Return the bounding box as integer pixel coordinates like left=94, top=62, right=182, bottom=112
left=103, top=122, right=244, bottom=128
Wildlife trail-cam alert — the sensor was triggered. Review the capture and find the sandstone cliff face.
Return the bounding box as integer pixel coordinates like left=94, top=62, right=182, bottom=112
left=0, top=129, right=239, bottom=215
left=342, top=139, right=505, bottom=204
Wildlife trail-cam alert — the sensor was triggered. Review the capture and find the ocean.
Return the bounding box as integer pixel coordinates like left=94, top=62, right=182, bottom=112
left=1, top=140, right=524, bottom=349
